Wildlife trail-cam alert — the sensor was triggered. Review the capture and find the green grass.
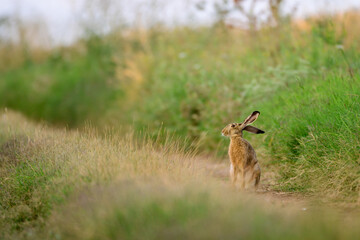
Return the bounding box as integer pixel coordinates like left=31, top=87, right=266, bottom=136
left=1, top=112, right=360, bottom=240
left=0, top=37, right=121, bottom=126
left=259, top=73, right=360, bottom=200
left=0, top=111, right=196, bottom=238
left=50, top=182, right=359, bottom=240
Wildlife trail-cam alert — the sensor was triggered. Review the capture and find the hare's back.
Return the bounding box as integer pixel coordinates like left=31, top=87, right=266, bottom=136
left=242, top=138, right=256, bottom=155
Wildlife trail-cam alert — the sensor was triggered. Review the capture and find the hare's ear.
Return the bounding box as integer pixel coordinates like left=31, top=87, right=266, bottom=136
left=243, top=126, right=265, bottom=134
left=243, top=111, right=260, bottom=126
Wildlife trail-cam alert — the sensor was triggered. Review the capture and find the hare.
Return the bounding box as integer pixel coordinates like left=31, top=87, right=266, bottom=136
left=221, top=111, right=265, bottom=190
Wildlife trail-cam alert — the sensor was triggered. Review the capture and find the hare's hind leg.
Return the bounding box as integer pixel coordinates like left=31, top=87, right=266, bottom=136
left=252, top=163, right=261, bottom=189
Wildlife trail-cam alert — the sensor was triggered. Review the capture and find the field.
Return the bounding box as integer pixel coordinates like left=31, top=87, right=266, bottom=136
left=1, top=8, right=360, bottom=239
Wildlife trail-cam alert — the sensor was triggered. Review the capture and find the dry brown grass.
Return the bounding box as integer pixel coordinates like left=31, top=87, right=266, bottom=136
left=0, top=110, right=201, bottom=237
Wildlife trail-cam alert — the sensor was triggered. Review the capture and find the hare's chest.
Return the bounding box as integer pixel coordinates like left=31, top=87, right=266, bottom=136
left=228, top=142, right=247, bottom=164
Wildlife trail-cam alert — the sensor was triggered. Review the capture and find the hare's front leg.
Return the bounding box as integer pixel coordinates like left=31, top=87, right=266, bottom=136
left=240, top=170, right=246, bottom=190
left=229, top=164, right=237, bottom=187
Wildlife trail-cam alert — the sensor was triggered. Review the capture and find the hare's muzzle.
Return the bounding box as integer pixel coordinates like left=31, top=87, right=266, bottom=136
left=221, top=127, right=229, bottom=137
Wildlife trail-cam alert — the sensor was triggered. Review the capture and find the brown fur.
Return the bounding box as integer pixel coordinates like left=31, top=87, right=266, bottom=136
left=221, top=111, right=264, bottom=190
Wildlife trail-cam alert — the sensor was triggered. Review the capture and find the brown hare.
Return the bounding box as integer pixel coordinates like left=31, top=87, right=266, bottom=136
left=221, top=111, right=265, bottom=190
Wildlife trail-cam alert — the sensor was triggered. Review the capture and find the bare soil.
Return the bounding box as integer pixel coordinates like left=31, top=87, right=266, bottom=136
left=195, top=156, right=310, bottom=210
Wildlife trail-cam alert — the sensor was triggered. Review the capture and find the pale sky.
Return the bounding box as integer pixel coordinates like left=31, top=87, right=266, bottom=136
left=1, top=0, right=360, bottom=45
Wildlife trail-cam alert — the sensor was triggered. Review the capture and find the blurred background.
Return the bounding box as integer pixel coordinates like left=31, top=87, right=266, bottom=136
left=1, top=0, right=360, bottom=46
left=0, top=0, right=359, bottom=154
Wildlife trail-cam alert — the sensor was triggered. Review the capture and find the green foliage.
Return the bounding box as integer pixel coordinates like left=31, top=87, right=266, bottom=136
left=259, top=73, right=360, bottom=198
left=0, top=135, right=63, bottom=232
left=0, top=35, right=122, bottom=126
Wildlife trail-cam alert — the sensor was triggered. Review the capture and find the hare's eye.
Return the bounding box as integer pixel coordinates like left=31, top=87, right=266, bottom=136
left=231, top=124, right=235, bottom=128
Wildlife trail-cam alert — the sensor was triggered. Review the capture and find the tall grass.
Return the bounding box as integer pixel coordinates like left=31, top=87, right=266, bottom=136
left=0, top=111, right=196, bottom=238
left=259, top=73, right=360, bottom=202
left=1, top=111, right=360, bottom=240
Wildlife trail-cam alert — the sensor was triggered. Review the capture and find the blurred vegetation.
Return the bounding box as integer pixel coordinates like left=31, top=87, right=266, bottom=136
left=0, top=1, right=360, bottom=223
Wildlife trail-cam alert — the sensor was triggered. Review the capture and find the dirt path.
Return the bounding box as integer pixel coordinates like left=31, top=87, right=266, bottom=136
left=195, top=157, right=310, bottom=209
